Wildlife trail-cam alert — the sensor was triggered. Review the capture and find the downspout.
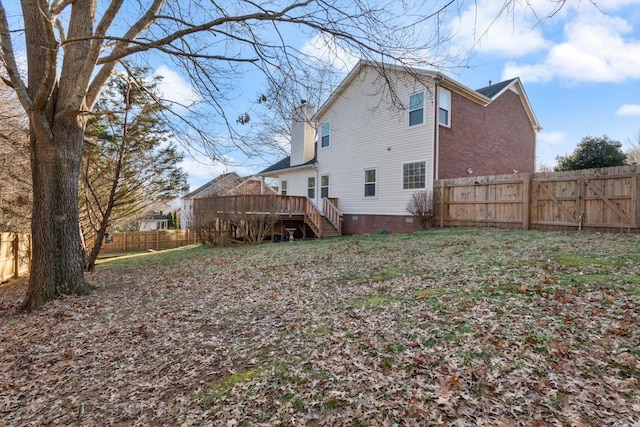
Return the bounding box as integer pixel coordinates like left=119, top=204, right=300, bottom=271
left=433, top=77, right=442, bottom=180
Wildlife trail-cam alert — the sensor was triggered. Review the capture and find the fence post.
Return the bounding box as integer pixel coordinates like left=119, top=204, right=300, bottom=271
left=439, top=182, right=446, bottom=228
left=522, top=174, right=531, bottom=230
left=13, top=233, right=19, bottom=278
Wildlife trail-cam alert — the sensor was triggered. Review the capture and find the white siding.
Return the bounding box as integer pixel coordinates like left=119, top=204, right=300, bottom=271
left=180, top=199, right=193, bottom=229
left=277, top=168, right=318, bottom=200
left=313, top=67, right=436, bottom=215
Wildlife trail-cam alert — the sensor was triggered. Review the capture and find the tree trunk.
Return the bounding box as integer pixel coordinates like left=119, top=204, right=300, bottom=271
left=22, top=116, right=90, bottom=310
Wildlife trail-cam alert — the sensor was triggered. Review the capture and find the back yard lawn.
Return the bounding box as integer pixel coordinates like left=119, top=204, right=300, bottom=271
left=1, top=228, right=639, bottom=426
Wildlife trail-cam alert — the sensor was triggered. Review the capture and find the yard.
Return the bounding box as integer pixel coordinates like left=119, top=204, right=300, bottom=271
left=1, top=228, right=639, bottom=426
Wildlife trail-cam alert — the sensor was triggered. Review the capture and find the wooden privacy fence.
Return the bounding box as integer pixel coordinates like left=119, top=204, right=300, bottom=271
left=90, top=229, right=198, bottom=254
left=0, top=233, right=31, bottom=282
left=434, top=165, right=640, bottom=233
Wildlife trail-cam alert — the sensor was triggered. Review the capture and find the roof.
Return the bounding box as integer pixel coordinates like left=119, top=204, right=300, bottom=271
left=260, top=61, right=541, bottom=176
left=258, top=155, right=316, bottom=176
left=475, top=77, right=541, bottom=131
left=148, top=212, right=168, bottom=221
left=475, top=78, right=517, bottom=98
left=182, top=172, right=241, bottom=199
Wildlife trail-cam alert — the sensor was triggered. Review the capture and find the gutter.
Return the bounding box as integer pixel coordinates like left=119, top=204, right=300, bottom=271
left=434, top=77, right=442, bottom=180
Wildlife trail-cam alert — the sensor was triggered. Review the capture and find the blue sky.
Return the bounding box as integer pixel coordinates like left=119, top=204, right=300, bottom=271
left=7, top=1, right=636, bottom=190
left=168, top=0, right=640, bottom=191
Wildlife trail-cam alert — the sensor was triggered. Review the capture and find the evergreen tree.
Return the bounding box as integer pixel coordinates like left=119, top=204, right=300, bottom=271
left=80, top=68, right=188, bottom=271
left=555, top=136, right=628, bottom=171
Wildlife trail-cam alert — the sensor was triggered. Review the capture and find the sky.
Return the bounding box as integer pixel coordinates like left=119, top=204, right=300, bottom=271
left=162, top=0, right=640, bottom=192
left=6, top=1, right=637, bottom=191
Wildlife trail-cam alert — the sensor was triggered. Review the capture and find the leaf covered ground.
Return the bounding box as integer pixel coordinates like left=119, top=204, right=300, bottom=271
left=1, top=228, right=639, bottom=426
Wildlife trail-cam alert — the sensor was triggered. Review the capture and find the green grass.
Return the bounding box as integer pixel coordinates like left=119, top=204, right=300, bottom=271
left=86, top=227, right=640, bottom=425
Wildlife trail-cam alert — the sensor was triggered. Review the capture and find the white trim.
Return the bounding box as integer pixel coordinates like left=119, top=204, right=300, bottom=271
left=320, top=121, right=331, bottom=148
left=408, top=91, right=426, bottom=128
left=363, top=167, right=378, bottom=199
left=401, top=160, right=427, bottom=191
left=307, top=175, right=316, bottom=199
left=438, top=87, right=451, bottom=128
left=320, top=173, right=330, bottom=198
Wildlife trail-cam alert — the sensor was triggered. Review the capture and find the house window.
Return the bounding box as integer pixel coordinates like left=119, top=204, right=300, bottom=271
left=403, top=161, right=426, bottom=190
left=439, top=88, right=451, bottom=127
left=409, top=92, right=424, bottom=126
left=321, top=175, right=329, bottom=199
left=307, top=176, right=316, bottom=199
left=281, top=180, right=287, bottom=196
left=364, top=168, right=376, bottom=197
left=321, top=122, right=330, bottom=148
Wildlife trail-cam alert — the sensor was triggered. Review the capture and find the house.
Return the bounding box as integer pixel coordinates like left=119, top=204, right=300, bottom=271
left=180, top=172, right=277, bottom=229
left=139, top=211, right=169, bottom=231
left=259, top=60, right=540, bottom=235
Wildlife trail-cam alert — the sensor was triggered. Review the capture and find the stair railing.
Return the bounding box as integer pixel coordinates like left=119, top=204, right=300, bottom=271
left=322, top=198, right=342, bottom=235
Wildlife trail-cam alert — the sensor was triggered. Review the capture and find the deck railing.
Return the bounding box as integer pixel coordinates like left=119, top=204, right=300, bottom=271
left=304, top=198, right=324, bottom=238
left=323, top=198, right=342, bottom=234
left=193, top=195, right=340, bottom=238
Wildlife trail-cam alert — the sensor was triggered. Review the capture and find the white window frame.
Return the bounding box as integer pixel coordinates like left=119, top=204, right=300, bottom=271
left=320, top=122, right=331, bottom=148
left=402, top=160, right=427, bottom=190
left=409, top=91, right=425, bottom=127
left=320, top=174, right=330, bottom=199
left=438, top=87, right=451, bottom=127
left=307, top=176, right=316, bottom=199
left=364, top=168, right=377, bottom=198
left=280, top=180, right=288, bottom=196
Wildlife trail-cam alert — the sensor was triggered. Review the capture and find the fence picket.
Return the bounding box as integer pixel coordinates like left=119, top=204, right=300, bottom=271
left=434, top=165, right=640, bottom=232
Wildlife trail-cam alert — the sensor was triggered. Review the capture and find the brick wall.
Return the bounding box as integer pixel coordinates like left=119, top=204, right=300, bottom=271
left=342, top=214, right=422, bottom=235
left=437, top=89, right=535, bottom=179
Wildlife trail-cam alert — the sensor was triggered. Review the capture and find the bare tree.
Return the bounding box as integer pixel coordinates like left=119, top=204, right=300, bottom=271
left=626, top=130, right=640, bottom=165
left=407, top=190, right=434, bottom=230
left=0, top=1, right=572, bottom=309
left=0, top=82, right=30, bottom=232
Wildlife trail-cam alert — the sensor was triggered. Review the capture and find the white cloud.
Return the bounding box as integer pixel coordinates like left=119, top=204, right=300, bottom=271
left=300, top=34, right=360, bottom=73
left=502, top=12, right=640, bottom=83
left=617, top=104, right=640, bottom=116
left=154, top=65, right=201, bottom=108
left=536, top=131, right=570, bottom=168
left=450, top=0, right=550, bottom=57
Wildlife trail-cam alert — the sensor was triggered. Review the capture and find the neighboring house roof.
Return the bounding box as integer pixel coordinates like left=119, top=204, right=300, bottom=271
left=259, top=155, right=316, bottom=176
left=148, top=212, right=168, bottom=221
left=182, top=172, right=277, bottom=199
left=182, top=172, right=242, bottom=199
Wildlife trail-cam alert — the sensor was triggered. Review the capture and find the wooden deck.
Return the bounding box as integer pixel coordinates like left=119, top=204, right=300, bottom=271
left=192, top=195, right=342, bottom=240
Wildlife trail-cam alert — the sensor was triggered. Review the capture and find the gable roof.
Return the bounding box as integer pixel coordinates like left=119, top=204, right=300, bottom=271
left=182, top=172, right=242, bottom=199
left=476, top=78, right=517, bottom=98
left=311, top=60, right=440, bottom=122
left=475, top=77, right=541, bottom=132
left=260, top=61, right=541, bottom=176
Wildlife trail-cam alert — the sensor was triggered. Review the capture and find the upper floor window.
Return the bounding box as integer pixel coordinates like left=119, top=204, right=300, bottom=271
left=321, top=175, right=329, bottom=198
left=403, top=161, right=426, bottom=190
left=281, top=180, right=287, bottom=196
left=307, top=176, right=316, bottom=199
left=409, top=92, right=424, bottom=127
left=439, top=88, right=451, bottom=127
left=364, top=168, right=377, bottom=197
left=321, top=122, right=331, bottom=148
